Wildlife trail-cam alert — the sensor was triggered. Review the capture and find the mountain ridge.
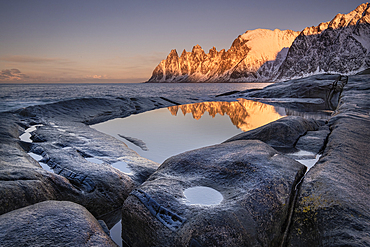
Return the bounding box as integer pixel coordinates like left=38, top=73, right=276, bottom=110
left=147, top=3, right=370, bottom=83
left=147, top=29, right=299, bottom=83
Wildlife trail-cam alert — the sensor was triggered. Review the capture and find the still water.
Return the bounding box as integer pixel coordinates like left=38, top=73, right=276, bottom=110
left=92, top=99, right=286, bottom=164
left=92, top=98, right=286, bottom=246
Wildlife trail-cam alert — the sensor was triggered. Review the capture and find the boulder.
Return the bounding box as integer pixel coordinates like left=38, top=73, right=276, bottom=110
left=224, top=116, right=323, bottom=149
left=0, top=200, right=117, bottom=246
left=287, top=75, right=370, bottom=246
left=121, top=140, right=306, bottom=246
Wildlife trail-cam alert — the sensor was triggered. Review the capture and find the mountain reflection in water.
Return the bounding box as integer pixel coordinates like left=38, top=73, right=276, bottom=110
left=167, top=99, right=285, bottom=132
left=92, top=99, right=286, bottom=164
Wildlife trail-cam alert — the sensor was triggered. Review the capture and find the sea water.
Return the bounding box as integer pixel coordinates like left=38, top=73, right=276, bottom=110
left=0, top=82, right=271, bottom=112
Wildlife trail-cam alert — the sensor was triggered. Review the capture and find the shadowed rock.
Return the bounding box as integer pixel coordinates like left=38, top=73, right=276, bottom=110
left=224, top=116, right=323, bottom=149
left=121, top=140, right=306, bottom=246
left=0, top=200, right=117, bottom=247
left=287, top=75, right=370, bottom=246
left=295, top=125, right=330, bottom=154
left=237, top=74, right=346, bottom=111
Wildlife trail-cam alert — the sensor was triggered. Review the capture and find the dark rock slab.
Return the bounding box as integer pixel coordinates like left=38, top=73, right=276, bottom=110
left=0, top=200, right=117, bottom=247
left=224, top=116, right=323, bottom=149
left=288, top=75, right=370, bottom=246
left=295, top=125, right=330, bottom=154
left=121, top=140, right=306, bottom=246
left=242, top=74, right=339, bottom=99
left=219, top=74, right=346, bottom=115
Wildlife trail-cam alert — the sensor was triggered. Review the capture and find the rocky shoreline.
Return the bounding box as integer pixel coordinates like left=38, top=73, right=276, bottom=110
left=0, top=74, right=369, bottom=246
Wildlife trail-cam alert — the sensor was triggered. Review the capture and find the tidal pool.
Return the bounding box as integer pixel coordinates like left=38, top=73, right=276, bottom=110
left=92, top=99, right=286, bottom=164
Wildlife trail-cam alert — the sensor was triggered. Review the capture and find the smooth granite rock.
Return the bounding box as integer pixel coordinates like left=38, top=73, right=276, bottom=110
left=224, top=116, right=324, bottom=149
left=121, top=140, right=306, bottom=247
left=0, top=97, right=199, bottom=217
left=287, top=75, right=370, bottom=246
left=0, top=200, right=117, bottom=247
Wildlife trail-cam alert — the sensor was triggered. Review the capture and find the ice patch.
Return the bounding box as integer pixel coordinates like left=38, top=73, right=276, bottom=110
left=286, top=150, right=322, bottom=171
left=183, top=186, right=223, bottom=206
left=28, top=152, right=43, bottom=161
left=28, top=152, right=53, bottom=172
left=86, top=157, right=104, bottom=164
left=110, top=220, right=122, bottom=247
left=19, top=124, right=43, bottom=143
left=111, top=161, right=132, bottom=174
left=39, top=162, right=54, bottom=172
left=296, top=154, right=322, bottom=171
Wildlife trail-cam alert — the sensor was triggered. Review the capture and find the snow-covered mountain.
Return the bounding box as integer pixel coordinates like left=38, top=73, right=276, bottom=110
left=147, top=3, right=370, bottom=83
left=147, top=29, right=299, bottom=82
left=276, top=2, right=370, bottom=80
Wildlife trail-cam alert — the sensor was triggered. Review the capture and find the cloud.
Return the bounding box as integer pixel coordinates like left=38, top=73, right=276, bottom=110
left=0, top=68, right=126, bottom=83
left=84, top=74, right=109, bottom=79
left=0, top=69, right=30, bottom=81
left=0, top=55, right=72, bottom=65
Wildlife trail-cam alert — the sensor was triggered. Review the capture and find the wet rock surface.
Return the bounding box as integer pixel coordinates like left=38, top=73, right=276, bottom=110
left=287, top=75, right=370, bottom=246
left=0, top=200, right=117, bottom=247
left=121, top=140, right=306, bottom=246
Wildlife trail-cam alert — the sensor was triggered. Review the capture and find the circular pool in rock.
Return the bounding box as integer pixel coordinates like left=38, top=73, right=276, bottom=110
left=183, top=186, right=223, bottom=206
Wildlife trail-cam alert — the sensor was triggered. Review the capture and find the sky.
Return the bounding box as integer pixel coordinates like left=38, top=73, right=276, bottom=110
left=0, top=0, right=366, bottom=83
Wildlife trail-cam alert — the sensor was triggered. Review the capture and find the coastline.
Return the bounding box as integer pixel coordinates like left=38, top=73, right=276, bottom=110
left=0, top=74, right=369, bottom=246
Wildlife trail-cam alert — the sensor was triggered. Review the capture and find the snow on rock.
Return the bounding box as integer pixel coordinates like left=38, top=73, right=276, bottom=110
left=147, top=3, right=370, bottom=83
left=276, top=2, right=370, bottom=80
left=147, top=29, right=299, bottom=83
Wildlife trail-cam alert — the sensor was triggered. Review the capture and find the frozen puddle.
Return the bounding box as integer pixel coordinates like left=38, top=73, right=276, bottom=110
left=183, top=186, right=223, bottom=206
left=111, top=161, right=132, bottom=174
left=85, top=157, right=132, bottom=174
left=286, top=150, right=321, bottom=171
left=296, top=155, right=321, bottom=170
left=110, top=220, right=122, bottom=246
left=85, top=157, right=104, bottom=164
left=19, top=124, right=43, bottom=143
left=28, top=152, right=53, bottom=172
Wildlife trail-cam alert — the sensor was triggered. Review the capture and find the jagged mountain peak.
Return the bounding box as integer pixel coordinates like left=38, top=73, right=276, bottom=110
left=302, top=2, right=370, bottom=36
left=168, top=49, right=179, bottom=58
left=192, top=44, right=203, bottom=52
left=328, top=2, right=369, bottom=28
left=180, top=49, right=187, bottom=58
left=276, top=3, right=370, bottom=80
left=148, top=28, right=298, bottom=82
left=147, top=3, right=370, bottom=83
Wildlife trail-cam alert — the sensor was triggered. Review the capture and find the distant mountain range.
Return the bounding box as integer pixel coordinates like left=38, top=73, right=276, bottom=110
left=147, top=3, right=370, bottom=83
